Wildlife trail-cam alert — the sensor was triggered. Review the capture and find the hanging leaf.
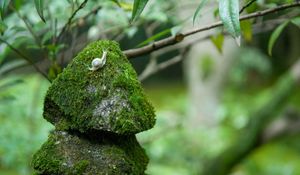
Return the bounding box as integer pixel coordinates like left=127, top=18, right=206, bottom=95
left=268, top=21, right=289, bottom=56
left=110, top=0, right=121, bottom=7
left=0, top=78, right=23, bottom=91
left=210, top=32, right=224, bottom=54
left=241, top=20, right=253, bottom=42
left=48, top=62, right=62, bottom=80
left=0, top=60, right=27, bottom=76
left=219, top=0, right=241, bottom=45
left=119, top=2, right=133, bottom=11
left=291, top=17, right=300, bottom=29
left=42, top=30, right=54, bottom=44
left=10, top=26, right=27, bottom=32
left=131, top=0, right=148, bottom=22
left=192, top=0, right=209, bottom=25
left=34, top=0, right=46, bottom=23
left=0, top=0, right=11, bottom=20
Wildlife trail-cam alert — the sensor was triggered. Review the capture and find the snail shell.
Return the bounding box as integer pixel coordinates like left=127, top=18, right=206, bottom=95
left=89, top=50, right=107, bottom=71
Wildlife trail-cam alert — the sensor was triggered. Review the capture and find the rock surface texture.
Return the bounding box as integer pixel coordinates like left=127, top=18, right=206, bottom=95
left=32, top=40, right=156, bottom=175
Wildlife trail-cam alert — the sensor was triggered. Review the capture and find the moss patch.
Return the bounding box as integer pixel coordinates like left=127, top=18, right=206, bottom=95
left=43, top=40, right=155, bottom=134
left=31, top=130, right=148, bottom=175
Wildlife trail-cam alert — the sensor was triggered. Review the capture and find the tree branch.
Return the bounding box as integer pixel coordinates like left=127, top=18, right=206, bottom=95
left=239, top=0, right=257, bottom=14
left=139, top=46, right=191, bottom=81
left=0, top=38, right=50, bottom=81
left=57, top=0, right=89, bottom=42
left=124, top=2, right=300, bottom=59
left=136, top=14, right=290, bottom=81
left=11, top=5, right=42, bottom=47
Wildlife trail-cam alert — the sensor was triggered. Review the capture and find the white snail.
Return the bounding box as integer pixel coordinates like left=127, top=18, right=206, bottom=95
left=89, top=50, right=108, bottom=71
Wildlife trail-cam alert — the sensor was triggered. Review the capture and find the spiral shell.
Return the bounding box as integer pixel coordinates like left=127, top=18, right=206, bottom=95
left=89, top=50, right=107, bottom=71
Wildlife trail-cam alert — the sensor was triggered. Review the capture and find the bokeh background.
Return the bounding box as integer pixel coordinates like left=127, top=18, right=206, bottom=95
left=0, top=0, right=300, bottom=174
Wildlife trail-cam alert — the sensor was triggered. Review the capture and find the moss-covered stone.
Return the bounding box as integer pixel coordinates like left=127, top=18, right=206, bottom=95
left=33, top=40, right=155, bottom=174
left=32, top=130, right=148, bottom=175
left=43, top=40, right=155, bottom=134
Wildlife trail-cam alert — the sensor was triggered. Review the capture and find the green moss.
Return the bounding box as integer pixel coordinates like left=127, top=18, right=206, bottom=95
left=73, top=160, right=89, bottom=174
left=31, top=131, right=64, bottom=174
left=32, top=130, right=148, bottom=175
left=33, top=40, right=153, bottom=174
left=43, top=40, right=155, bottom=134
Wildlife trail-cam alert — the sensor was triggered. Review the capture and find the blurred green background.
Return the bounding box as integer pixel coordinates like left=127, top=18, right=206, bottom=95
left=0, top=0, right=300, bottom=175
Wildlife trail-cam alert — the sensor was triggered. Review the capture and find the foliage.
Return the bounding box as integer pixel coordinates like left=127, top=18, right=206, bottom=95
left=268, top=16, right=300, bottom=56
left=0, top=0, right=298, bottom=80
left=43, top=40, right=155, bottom=134
left=192, top=0, right=208, bottom=25
left=131, top=0, right=149, bottom=21
left=0, top=0, right=300, bottom=174
left=0, top=75, right=53, bottom=174
left=218, top=0, right=241, bottom=44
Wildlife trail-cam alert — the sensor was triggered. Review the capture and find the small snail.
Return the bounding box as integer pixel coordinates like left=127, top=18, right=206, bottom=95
left=89, top=50, right=107, bottom=71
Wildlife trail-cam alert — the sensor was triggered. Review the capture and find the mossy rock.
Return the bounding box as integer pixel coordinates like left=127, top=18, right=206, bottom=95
left=31, top=130, right=148, bottom=175
left=43, top=40, right=155, bottom=134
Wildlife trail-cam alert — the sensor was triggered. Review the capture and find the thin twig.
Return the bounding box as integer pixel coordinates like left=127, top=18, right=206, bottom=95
left=123, top=2, right=300, bottom=59
left=139, top=47, right=191, bottom=81
left=80, top=5, right=101, bottom=21
left=138, top=15, right=288, bottom=81
left=0, top=38, right=50, bottom=81
left=11, top=5, right=42, bottom=47
left=57, top=0, right=89, bottom=42
left=239, top=0, right=257, bottom=14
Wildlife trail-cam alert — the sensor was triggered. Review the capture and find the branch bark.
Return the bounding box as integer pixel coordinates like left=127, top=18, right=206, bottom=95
left=124, top=2, right=300, bottom=59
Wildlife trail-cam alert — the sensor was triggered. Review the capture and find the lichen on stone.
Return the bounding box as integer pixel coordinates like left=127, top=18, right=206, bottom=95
left=43, top=40, right=155, bottom=134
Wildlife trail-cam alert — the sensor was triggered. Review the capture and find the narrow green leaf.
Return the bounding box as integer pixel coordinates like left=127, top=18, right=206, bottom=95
left=0, top=21, right=8, bottom=35
left=13, top=35, right=35, bottom=46
left=13, top=0, right=23, bottom=10
left=42, top=31, right=54, bottom=44
left=48, top=62, right=62, bottom=80
left=291, top=17, right=300, bottom=29
left=210, top=32, right=224, bottom=54
left=268, top=21, right=289, bottom=56
left=110, top=0, right=121, bottom=7
left=0, top=0, right=11, bottom=20
left=131, top=0, right=148, bottom=22
left=10, top=26, right=27, bottom=32
left=137, top=29, right=171, bottom=47
left=34, top=0, right=46, bottom=23
left=219, top=0, right=241, bottom=44
left=0, top=79, right=23, bottom=91
left=0, top=60, right=27, bottom=76
left=241, top=20, right=253, bottom=42
left=193, top=0, right=209, bottom=25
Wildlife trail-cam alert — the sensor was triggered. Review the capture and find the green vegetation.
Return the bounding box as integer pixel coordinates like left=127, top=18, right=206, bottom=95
left=0, top=0, right=300, bottom=175
left=32, top=131, right=148, bottom=175
left=44, top=40, right=155, bottom=134
left=31, top=40, right=155, bottom=174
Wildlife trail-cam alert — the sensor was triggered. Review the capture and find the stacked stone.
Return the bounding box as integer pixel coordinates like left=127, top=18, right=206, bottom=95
left=31, top=41, right=156, bottom=175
